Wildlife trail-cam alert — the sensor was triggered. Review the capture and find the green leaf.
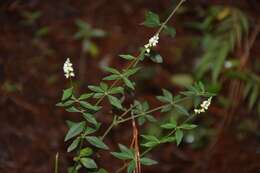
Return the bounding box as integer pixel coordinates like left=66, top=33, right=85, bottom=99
left=103, top=67, right=120, bottom=74
left=141, top=135, right=160, bottom=143
left=93, top=93, right=105, bottom=99
left=67, top=137, right=80, bottom=152
left=100, top=82, right=108, bottom=91
left=79, top=93, right=93, bottom=100
left=164, top=26, right=176, bottom=37
left=141, top=141, right=159, bottom=148
left=150, top=53, right=163, bottom=63
left=174, top=104, right=189, bottom=116
left=108, top=95, right=123, bottom=109
left=88, top=85, right=103, bottom=93
left=111, top=152, right=133, bottom=160
left=140, top=157, right=158, bottom=165
left=109, top=87, right=124, bottom=94
left=127, top=160, right=136, bottom=173
left=142, top=11, right=161, bottom=28
left=62, top=87, right=73, bottom=101
left=66, top=106, right=80, bottom=112
left=141, top=135, right=160, bottom=147
left=85, top=127, right=98, bottom=135
left=103, top=74, right=119, bottom=81
left=176, top=129, right=183, bottom=146
left=124, top=67, right=140, bottom=77
left=118, top=144, right=135, bottom=158
left=82, top=113, right=98, bottom=126
left=80, top=158, right=97, bottom=169
left=179, top=124, right=197, bottom=130
left=57, top=100, right=74, bottom=107
left=68, top=166, right=78, bottom=173
left=66, top=120, right=77, bottom=128
left=212, top=42, right=229, bottom=82
left=145, top=114, right=157, bottom=122
left=157, top=89, right=173, bottom=104
left=65, top=121, right=85, bottom=141
left=160, top=123, right=176, bottom=129
left=249, top=86, right=259, bottom=109
left=80, top=147, right=93, bottom=157
left=119, top=54, right=136, bottom=61
left=85, top=136, right=109, bottom=150
left=111, top=144, right=134, bottom=160
left=123, top=77, right=135, bottom=90
left=96, top=168, right=108, bottom=173
left=80, top=101, right=101, bottom=111
left=160, top=105, right=172, bottom=112
left=160, top=136, right=176, bottom=143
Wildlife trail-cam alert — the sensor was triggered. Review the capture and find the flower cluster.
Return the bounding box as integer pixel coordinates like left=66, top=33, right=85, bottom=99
left=63, top=58, right=75, bottom=78
left=194, top=97, right=212, bottom=114
left=144, top=34, right=159, bottom=53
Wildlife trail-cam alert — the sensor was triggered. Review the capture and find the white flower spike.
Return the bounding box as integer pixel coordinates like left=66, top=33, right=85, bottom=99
left=144, top=34, right=159, bottom=53
left=194, top=97, right=212, bottom=114
left=63, top=58, right=75, bottom=79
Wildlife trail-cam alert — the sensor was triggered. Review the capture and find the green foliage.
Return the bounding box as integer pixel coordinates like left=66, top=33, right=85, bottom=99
left=57, top=2, right=215, bottom=173
left=142, top=11, right=161, bottom=28
left=132, top=101, right=156, bottom=125
left=243, top=73, right=260, bottom=115
left=193, top=6, right=249, bottom=83
left=111, top=144, right=135, bottom=160
left=85, top=136, right=109, bottom=150
left=80, top=157, right=97, bottom=169
left=65, top=121, right=85, bottom=141
left=149, top=52, right=163, bottom=63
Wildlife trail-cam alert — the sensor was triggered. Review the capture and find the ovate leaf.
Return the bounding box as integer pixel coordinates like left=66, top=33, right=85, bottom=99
left=62, top=87, right=73, bottom=101
left=65, top=121, right=85, bottom=141
left=176, top=129, right=183, bottom=146
left=67, top=137, right=80, bottom=152
left=142, top=11, right=161, bottom=28
left=80, top=158, right=97, bottom=169
left=85, top=136, right=109, bottom=150
left=140, top=157, right=158, bottom=165
left=80, top=147, right=93, bottom=157
left=127, top=160, right=136, bottom=173
left=108, top=95, right=123, bottom=109
left=119, top=54, right=136, bottom=61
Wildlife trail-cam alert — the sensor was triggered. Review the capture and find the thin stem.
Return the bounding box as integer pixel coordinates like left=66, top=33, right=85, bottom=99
left=101, top=104, right=138, bottom=139
left=156, top=0, right=186, bottom=35
left=55, top=152, right=59, bottom=173
left=117, top=105, right=167, bottom=124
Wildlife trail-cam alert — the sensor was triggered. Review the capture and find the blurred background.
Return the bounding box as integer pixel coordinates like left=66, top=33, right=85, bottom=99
left=1, top=0, right=260, bottom=172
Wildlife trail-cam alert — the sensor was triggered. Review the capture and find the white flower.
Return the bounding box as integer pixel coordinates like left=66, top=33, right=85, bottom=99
left=63, top=58, right=75, bottom=78
left=144, top=44, right=151, bottom=53
left=144, top=34, right=159, bottom=53
left=194, top=97, right=212, bottom=114
left=148, top=34, right=159, bottom=47
left=200, top=97, right=212, bottom=110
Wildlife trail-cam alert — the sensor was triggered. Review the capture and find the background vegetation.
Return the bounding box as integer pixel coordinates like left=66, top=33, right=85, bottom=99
left=1, top=0, right=260, bottom=173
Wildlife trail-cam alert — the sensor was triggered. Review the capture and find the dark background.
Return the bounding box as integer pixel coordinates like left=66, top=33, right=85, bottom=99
left=1, top=0, right=260, bottom=173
